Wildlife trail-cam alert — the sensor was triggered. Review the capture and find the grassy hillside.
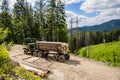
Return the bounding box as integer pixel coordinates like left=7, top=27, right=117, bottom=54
left=78, top=41, right=120, bottom=66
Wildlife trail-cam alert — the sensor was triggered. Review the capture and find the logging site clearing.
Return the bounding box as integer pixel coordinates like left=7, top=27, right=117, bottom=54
left=8, top=45, right=120, bottom=80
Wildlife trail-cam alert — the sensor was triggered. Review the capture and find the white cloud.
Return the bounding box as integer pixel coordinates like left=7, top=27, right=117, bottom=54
left=8, top=0, right=16, bottom=9
left=66, top=7, right=120, bottom=29
left=65, top=10, right=88, bottom=28
left=0, top=0, right=36, bottom=10
left=80, top=0, right=120, bottom=13
left=61, top=0, right=83, bottom=5
left=66, top=0, right=120, bottom=28
left=64, top=0, right=120, bottom=29
left=26, top=0, right=37, bottom=7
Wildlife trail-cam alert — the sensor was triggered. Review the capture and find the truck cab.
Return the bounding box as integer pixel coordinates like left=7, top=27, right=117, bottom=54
left=23, top=37, right=36, bottom=54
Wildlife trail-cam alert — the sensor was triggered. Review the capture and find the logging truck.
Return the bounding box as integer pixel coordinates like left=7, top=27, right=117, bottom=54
left=23, top=38, right=70, bottom=62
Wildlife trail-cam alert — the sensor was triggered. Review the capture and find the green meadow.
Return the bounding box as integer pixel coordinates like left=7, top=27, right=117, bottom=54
left=78, top=41, right=120, bottom=66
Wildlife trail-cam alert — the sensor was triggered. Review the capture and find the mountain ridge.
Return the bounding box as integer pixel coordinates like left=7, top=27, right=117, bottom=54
left=68, top=19, right=120, bottom=32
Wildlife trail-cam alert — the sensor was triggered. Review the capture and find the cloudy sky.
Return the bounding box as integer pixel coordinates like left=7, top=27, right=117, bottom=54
left=65, top=0, right=120, bottom=28
left=0, top=0, right=120, bottom=28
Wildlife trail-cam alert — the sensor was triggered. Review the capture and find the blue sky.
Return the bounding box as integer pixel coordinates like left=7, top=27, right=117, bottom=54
left=0, top=0, right=120, bottom=29
left=65, top=2, right=97, bottom=17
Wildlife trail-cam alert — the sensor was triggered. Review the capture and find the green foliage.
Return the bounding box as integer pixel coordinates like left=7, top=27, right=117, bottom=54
left=0, top=45, right=41, bottom=79
left=3, top=0, right=68, bottom=43
left=1, top=0, right=9, bottom=12
left=46, top=0, right=68, bottom=42
left=0, top=45, right=12, bottom=79
left=0, top=7, right=13, bottom=42
left=79, top=48, right=87, bottom=57
left=0, top=62, right=14, bottom=80
left=0, top=28, right=9, bottom=43
left=0, top=45, right=9, bottom=66
left=78, top=41, right=120, bottom=66
left=0, top=61, right=41, bottom=80
left=2, top=41, right=14, bottom=51
left=13, top=0, right=33, bottom=43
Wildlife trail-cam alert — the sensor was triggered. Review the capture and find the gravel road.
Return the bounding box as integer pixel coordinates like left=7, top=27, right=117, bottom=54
left=9, top=45, right=120, bottom=80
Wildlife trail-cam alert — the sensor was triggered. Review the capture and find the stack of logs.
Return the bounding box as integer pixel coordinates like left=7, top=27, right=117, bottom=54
left=36, top=41, right=68, bottom=53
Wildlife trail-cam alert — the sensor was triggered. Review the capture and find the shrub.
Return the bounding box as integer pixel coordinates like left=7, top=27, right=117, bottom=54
left=0, top=45, right=9, bottom=66
left=13, top=67, right=41, bottom=80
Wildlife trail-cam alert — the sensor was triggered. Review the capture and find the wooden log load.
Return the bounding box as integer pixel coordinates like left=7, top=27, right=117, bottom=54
left=36, top=41, right=68, bottom=53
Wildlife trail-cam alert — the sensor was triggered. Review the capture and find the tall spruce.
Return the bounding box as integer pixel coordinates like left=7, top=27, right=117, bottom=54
left=47, top=0, right=56, bottom=41
left=47, top=0, right=68, bottom=42
left=35, top=0, right=47, bottom=40
left=0, top=0, right=13, bottom=42
left=13, top=0, right=33, bottom=43
left=23, top=2, right=34, bottom=38
left=56, top=0, right=68, bottom=42
left=1, top=0, right=9, bottom=12
left=33, top=11, right=40, bottom=39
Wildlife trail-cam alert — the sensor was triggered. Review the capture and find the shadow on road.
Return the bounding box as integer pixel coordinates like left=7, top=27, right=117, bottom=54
left=65, top=59, right=81, bottom=66
left=42, top=56, right=81, bottom=66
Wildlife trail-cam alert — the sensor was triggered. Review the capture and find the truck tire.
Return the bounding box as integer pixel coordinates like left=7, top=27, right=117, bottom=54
left=24, top=49, right=28, bottom=54
left=33, top=51, right=38, bottom=57
left=53, top=54, right=59, bottom=61
left=59, top=55, right=65, bottom=62
left=64, top=54, right=70, bottom=60
left=38, top=51, right=43, bottom=58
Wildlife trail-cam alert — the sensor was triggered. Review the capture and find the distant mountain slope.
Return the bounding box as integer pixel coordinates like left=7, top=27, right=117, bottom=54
left=68, top=19, right=120, bottom=32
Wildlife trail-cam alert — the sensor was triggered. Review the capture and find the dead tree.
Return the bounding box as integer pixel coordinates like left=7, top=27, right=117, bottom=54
left=70, top=18, right=74, bottom=53
left=76, top=16, right=79, bottom=50
left=85, top=31, right=91, bottom=57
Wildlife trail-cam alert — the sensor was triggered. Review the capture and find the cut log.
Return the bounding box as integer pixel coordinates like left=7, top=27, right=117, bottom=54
left=10, top=57, right=50, bottom=77
left=20, top=62, right=49, bottom=77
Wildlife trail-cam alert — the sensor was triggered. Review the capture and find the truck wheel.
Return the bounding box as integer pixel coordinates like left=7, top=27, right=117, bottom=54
left=53, top=54, right=58, bottom=61
left=59, top=55, right=65, bottom=62
left=64, top=54, right=70, bottom=60
left=24, top=49, right=28, bottom=54
left=38, top=51, right=43, bottom=58
left=33, top=52, right=38, bottom=57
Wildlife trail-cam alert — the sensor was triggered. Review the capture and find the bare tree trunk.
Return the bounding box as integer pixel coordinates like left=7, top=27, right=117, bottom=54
left=85, top=31, right=91, bottom=57
left=76, top=16, right=79, bottom=50
left=70, top=18, right=73, bottom=52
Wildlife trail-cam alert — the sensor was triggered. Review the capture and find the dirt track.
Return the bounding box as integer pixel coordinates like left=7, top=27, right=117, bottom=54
left=9, top=45, right=120, bottom=80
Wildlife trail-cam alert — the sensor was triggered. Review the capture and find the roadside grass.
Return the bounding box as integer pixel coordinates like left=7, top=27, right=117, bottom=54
left=0, top=45, right=9, bottom=66
left=78, top=41, right=120, bottom=66
left=13, top=67, right=41, bottom=80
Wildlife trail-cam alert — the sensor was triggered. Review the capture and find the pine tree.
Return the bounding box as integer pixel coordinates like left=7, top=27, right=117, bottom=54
left=33, top=11, right=40, bottom=39
left=35, top=0, right=47, bottom=40
left=22, top=2, right=34, bottom=38
left=27, top=5, right=34, bottom=38
left=55, top=0, right=68, bottom=42
left=1, top=0, right=9, bottom=12
left=0, top=28, right=8, bottom=43
left=47, top=0, right=56, bottom=41
left=0, top=0, right=13, bottom=42
left=13, top=0, right=32, bottom=43
left=47, top=0, right=68, bottom=42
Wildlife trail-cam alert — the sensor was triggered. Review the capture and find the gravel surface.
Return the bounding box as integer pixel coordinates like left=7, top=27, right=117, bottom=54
left=9, top=45, right=120, bottom=80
